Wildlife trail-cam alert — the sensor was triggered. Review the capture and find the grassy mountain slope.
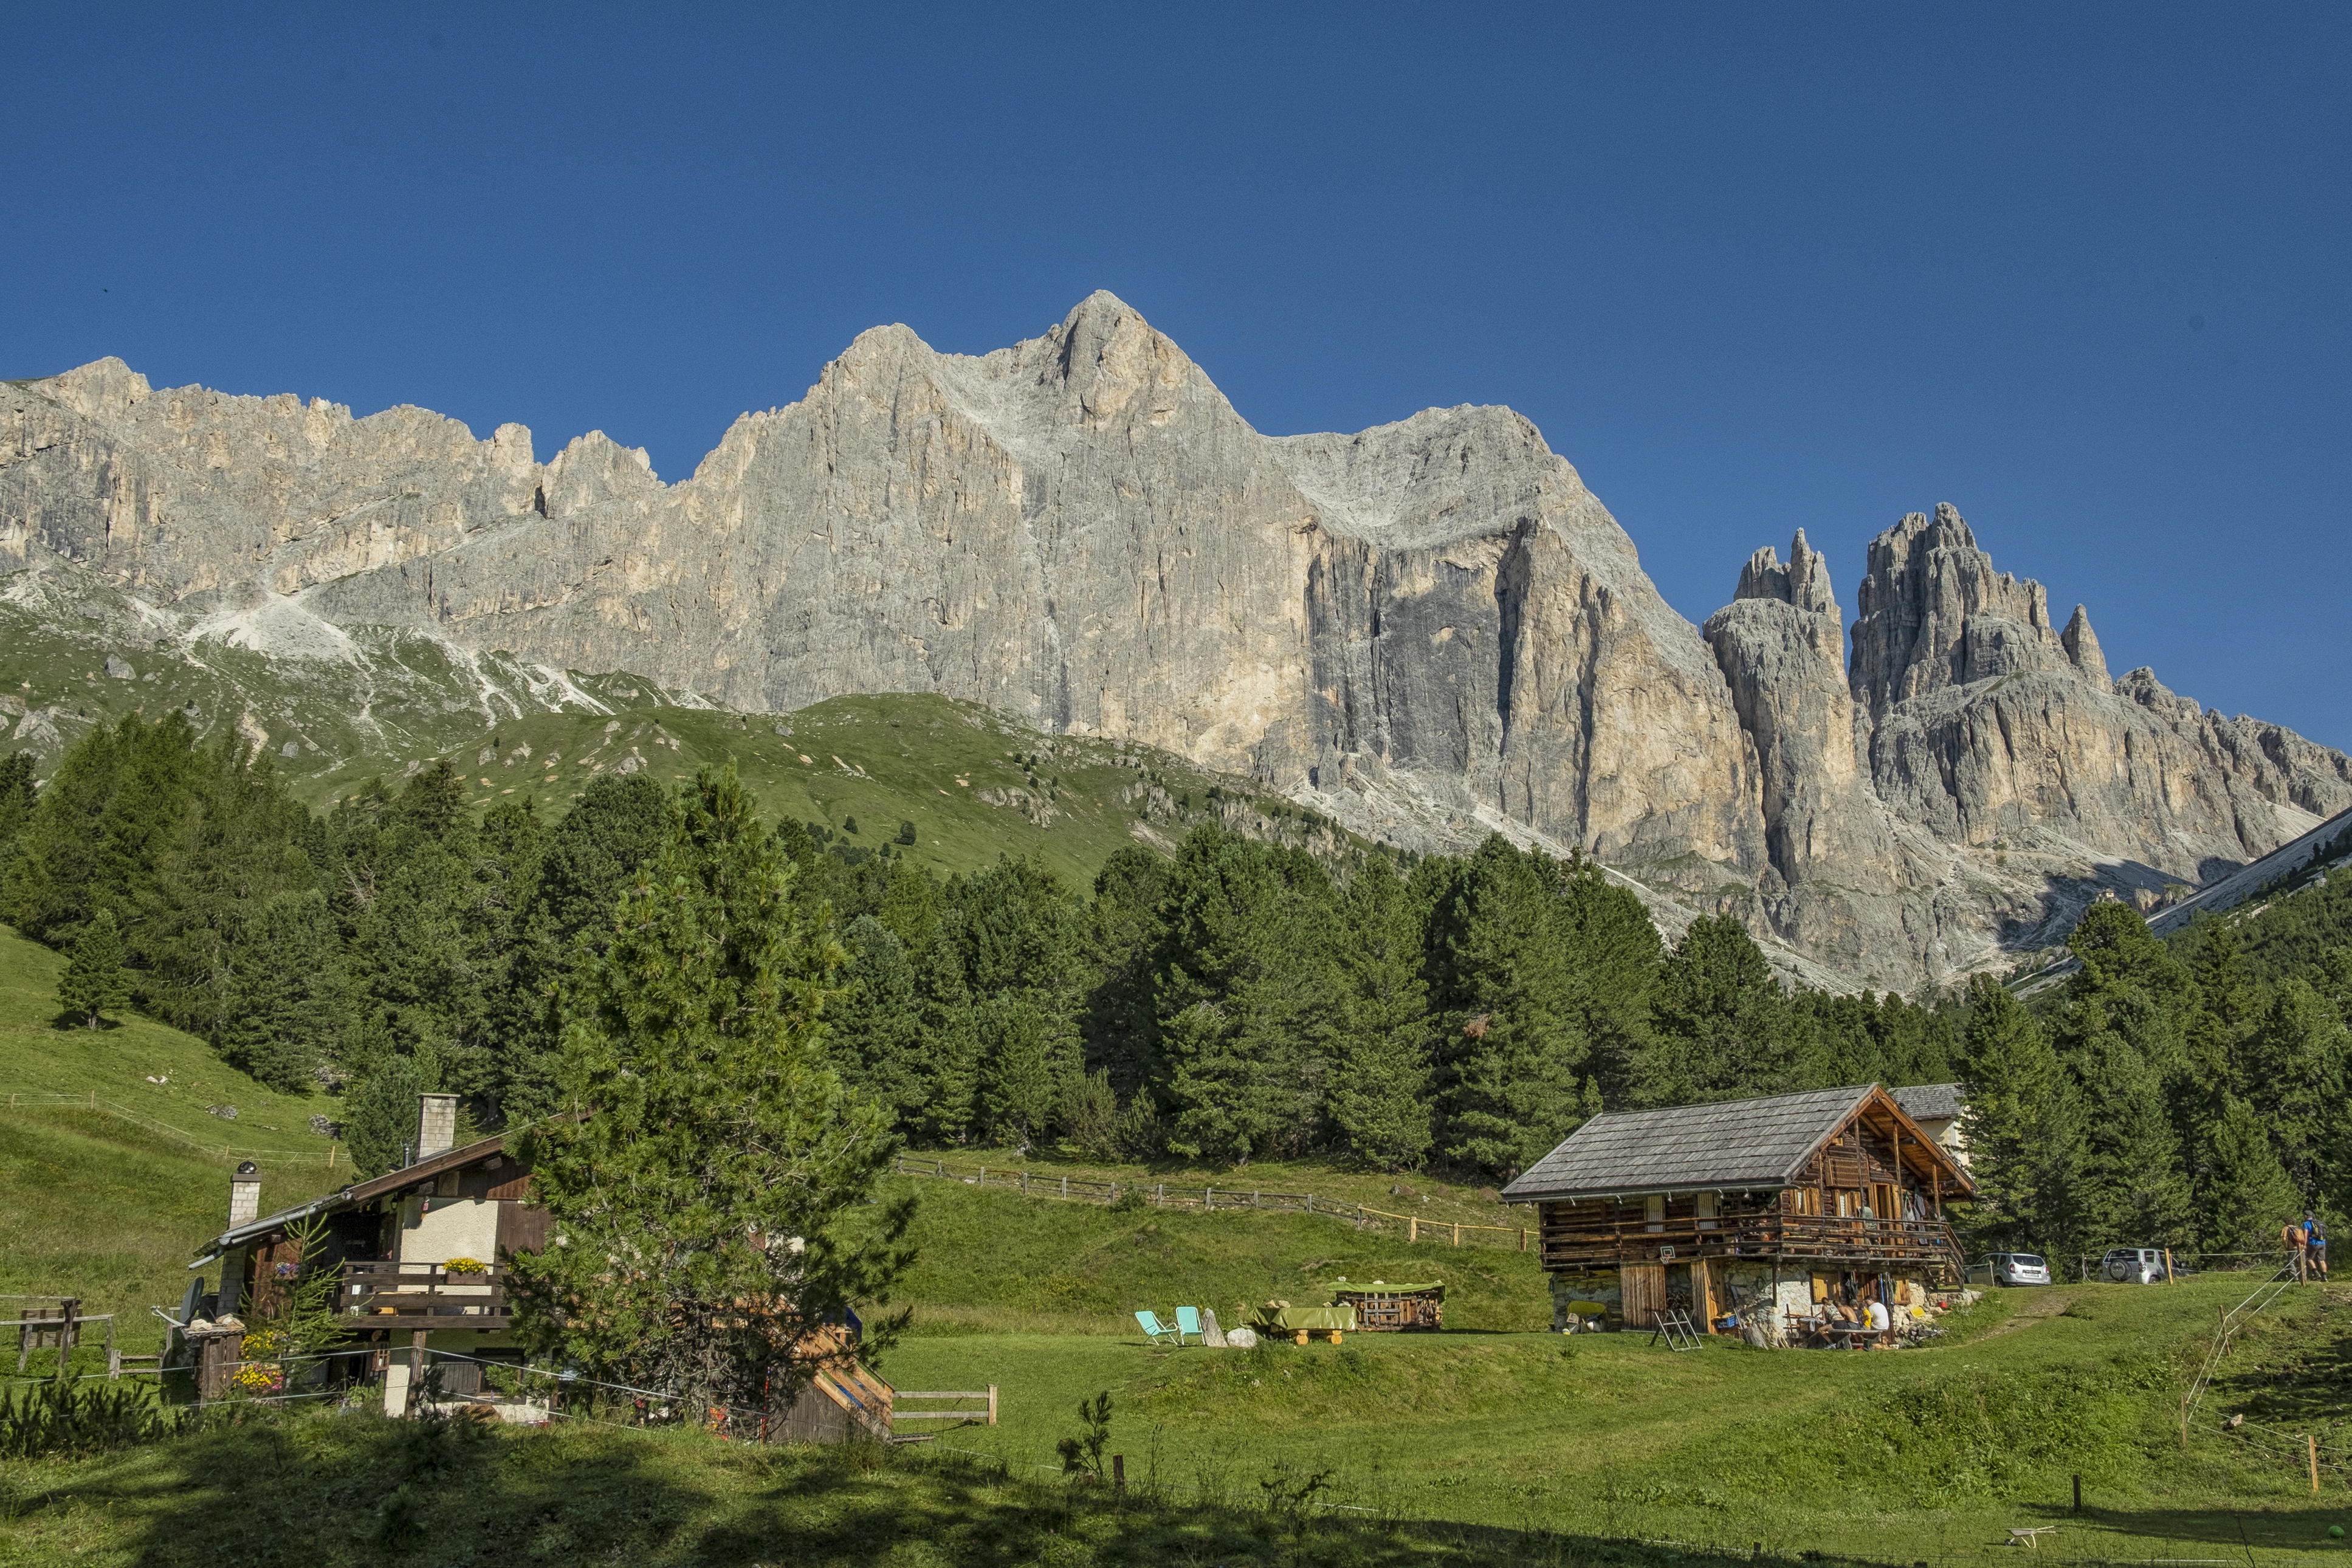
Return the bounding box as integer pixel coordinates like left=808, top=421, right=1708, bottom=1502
left=408, top=693, right=1363, bottom=889
left=0, top=927, right=347, bottom=1336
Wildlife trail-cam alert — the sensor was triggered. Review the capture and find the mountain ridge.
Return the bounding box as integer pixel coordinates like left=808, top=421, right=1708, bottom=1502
left=6, top=292, right=2345, bottom=991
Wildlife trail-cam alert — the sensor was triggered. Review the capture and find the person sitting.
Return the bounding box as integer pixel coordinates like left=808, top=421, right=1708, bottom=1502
left=1864, top=1298, right=1891, bottom=1345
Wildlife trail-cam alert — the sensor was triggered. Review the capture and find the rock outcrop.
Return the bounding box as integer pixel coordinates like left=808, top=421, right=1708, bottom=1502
left=5, top=295, right=2347, bottom=991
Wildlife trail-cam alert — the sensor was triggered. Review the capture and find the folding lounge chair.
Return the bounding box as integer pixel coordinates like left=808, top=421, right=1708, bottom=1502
left=1175, top=1305, right=1203, bottom=1344
left=1134, top=1310, right=1181, bottom=1345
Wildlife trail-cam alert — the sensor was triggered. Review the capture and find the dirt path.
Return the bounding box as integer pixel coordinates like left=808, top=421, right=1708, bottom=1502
left=1977, top=1287, right=2072, bottom=1338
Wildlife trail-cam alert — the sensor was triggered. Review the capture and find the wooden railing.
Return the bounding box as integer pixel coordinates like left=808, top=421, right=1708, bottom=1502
left=1540, top=1213, right=1965, bottom=1275
left=342, top=1261, right=512, bottom=1327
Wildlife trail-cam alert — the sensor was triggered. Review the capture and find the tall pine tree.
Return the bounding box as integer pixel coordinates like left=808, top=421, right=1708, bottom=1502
left=509, top=768, right=911, bottom=1416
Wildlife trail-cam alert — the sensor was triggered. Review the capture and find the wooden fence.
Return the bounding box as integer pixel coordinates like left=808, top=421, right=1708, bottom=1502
left=888, top=1157, right=1536, bottom=1252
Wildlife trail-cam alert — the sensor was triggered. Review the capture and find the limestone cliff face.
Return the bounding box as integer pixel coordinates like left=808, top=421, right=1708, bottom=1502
left=5, top=297, right=2347, bottom=990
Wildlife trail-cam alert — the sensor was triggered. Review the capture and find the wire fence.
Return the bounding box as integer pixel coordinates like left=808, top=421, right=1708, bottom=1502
left=887, top=1155, right=1539, bottom=1251
left=0, top=1088, right=348, bottom=1170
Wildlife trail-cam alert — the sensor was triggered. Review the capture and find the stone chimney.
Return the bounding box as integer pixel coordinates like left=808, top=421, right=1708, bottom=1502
left=228, top=1161, right=261, bottom=1228
left=417, top=1094, right=458, bottom=1160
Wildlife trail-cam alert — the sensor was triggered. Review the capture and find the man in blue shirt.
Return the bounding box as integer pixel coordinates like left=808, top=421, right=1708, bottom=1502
left=2306, top=1214, right=2329, bottom=1283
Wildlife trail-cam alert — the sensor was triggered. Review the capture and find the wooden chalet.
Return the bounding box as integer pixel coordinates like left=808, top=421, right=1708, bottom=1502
left=182, top=1092, right=899, bottom=1432
left=1499, top=1084, right=1975, bottom=1335
left=185, top=1094, right=543, bottom=1414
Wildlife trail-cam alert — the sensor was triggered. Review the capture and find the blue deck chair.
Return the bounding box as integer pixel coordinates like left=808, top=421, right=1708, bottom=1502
left=1135, top=1310, right=1181, bottom=1345
left=1174, top=1305, right=1202, bottom=1345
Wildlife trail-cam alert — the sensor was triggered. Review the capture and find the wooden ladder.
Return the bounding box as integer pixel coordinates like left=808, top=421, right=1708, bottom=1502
left=1650, top=1309, right=1704, bottom=1351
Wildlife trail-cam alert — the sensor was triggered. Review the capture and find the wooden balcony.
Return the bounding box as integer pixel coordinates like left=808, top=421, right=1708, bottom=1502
left=1539, top=1213, right=1965, bottom=1277
left=342, top=1260, right=514, bottom=1332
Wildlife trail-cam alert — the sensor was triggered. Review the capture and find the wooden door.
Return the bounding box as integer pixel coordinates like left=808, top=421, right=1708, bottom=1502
left=1621, top=1264, right=1666, bottom=1328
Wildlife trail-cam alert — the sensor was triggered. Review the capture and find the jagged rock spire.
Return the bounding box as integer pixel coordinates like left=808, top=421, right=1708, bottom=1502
left=2061, top=604, right=2109, bottom=684
left=1735, top=529, right=1838, bottom=617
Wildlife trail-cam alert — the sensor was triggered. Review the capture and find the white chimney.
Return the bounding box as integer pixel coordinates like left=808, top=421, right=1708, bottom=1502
left=417, top=1094, right=458, bottom=1160
left=228, top=1161, right=261, bottom=1228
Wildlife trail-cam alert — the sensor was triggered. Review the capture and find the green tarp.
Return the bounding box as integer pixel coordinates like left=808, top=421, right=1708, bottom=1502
left=1329, top=1282, right=1443, bottom=1296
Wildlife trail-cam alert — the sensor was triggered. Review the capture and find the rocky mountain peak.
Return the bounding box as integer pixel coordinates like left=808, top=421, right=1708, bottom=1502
left=1849, top=502, right=2063, bottom=718
left=1734, top=529, right=1838, bottom=616
left=7, top=306, right=2349, bottom=995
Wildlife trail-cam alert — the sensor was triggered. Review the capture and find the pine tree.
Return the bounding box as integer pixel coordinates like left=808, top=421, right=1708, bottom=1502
left=218, top=890, right=348, bottom=1092
left=1152, top=828, right=1335, bottom=1163
left=2067, top=1025, right=2193, bottom=1250
left=1322, top=854, right=1435, bottom=1171
left=4, top=712, right=205, bottom=946
left=57, top=908, right=129, bottom=1028
left=0, top=751, right=36, bottom=881
left=508, top=767, right=912, bottom=1416
left=976, top=994, right=1061, bottom=1151
left=1957, top=975, right=2062, bottom=1250
left=2240, top=978, right=2347, bottom=1205
left=342, top=1039, right=441, bottom=1178
left=2192, top=1093, right=2303, bottom=1256
left=907, top=923, right=978, bottom=1143
left=138, top=737, right=318, bottom=1042
left=1428, top=837, right=1590, bottom=1178
left=830, top=915, right=924, bottom=1127
left=1551, top=853, right=1662, bottom=1104
left=502, top=775, right=671, bottom=1123
left=1637, top=915, right=1804, bottom=1107
left=1079, top=846, right=1169, bottom=1099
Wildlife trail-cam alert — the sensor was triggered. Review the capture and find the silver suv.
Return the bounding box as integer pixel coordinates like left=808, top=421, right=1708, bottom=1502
left=2102, top=1247, right=2169, bottom=1284
left=1986, top=1253, right=2051, bottom=1287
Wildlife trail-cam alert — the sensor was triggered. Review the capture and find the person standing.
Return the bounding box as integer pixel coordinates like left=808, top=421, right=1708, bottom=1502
left=2283, top=1217, right=2310, bottom=1282
left=2307, top=1215, right=2330, bottom=1283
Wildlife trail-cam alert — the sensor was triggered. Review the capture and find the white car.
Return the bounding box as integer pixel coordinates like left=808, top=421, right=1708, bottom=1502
left=2102, top=1247, right=2170, bottom=1284
left=1986, top=1252, right=2052, bottom=1287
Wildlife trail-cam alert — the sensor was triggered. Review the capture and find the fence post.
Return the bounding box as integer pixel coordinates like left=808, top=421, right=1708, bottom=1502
left=1205, top=1187, right=1212, bottom=1211
left=1062, top=1176, right=1068, bottom=1200
left=2311, top=1434, right=2321, bottom=1494
left=988, top=1384, right=999, bottom=1425
left=1356, top=1206, right=1364, bottom=1230
left=1520, top=1228, right=1528, bottom=1253
left=1409, top=1217, right=1417, bottom=1244
left=1453, top=1222, right=1461, bottom=1247
left=106, top=1315, right=118, bottom=1380
left=1020, top=1171, right=1028, bottom=1194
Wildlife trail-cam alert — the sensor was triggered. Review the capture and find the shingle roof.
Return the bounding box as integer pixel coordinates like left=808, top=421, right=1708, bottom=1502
left=1499, top=1085, right=1875, bottom=1202
left=1890, top=1083, right=1963, bottom=1123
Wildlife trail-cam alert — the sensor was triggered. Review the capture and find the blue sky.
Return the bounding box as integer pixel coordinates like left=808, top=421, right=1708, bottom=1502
left=7, top=4, right=2348, bottom=746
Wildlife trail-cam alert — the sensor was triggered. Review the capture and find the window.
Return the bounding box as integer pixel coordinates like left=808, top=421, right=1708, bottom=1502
left=1644, top=1195, right=1665, bottom=1233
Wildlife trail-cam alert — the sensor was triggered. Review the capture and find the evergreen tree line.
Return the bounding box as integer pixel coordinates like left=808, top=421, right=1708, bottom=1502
left=1960, top=881, right=2352, bottom=1265
left=0, top=714, right=1963, bottom=1184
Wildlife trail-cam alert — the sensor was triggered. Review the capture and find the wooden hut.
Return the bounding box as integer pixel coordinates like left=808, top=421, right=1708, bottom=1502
left=185, top=1094, right=545, bottom=1413
left=1499, top=1085, right=1975, bottom=1335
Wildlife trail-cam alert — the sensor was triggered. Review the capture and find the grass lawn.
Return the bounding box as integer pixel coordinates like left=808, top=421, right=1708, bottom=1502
left=874, top=1276, right=2352, bottom=1563
left=5, top=1281, right=2348, bottom=1566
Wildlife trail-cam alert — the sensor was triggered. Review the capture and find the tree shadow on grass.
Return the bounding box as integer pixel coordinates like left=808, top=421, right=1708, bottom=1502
left=2006, top=1499, right=2348, bottom=1557
left=12, top=1409, right=1956, bottom=1568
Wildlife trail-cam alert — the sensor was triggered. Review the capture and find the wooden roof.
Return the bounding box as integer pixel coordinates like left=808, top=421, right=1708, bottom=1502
left=1499, top=1084, right=1975, bottom=1203
left=193, top=1132, right=519, bottom=1259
